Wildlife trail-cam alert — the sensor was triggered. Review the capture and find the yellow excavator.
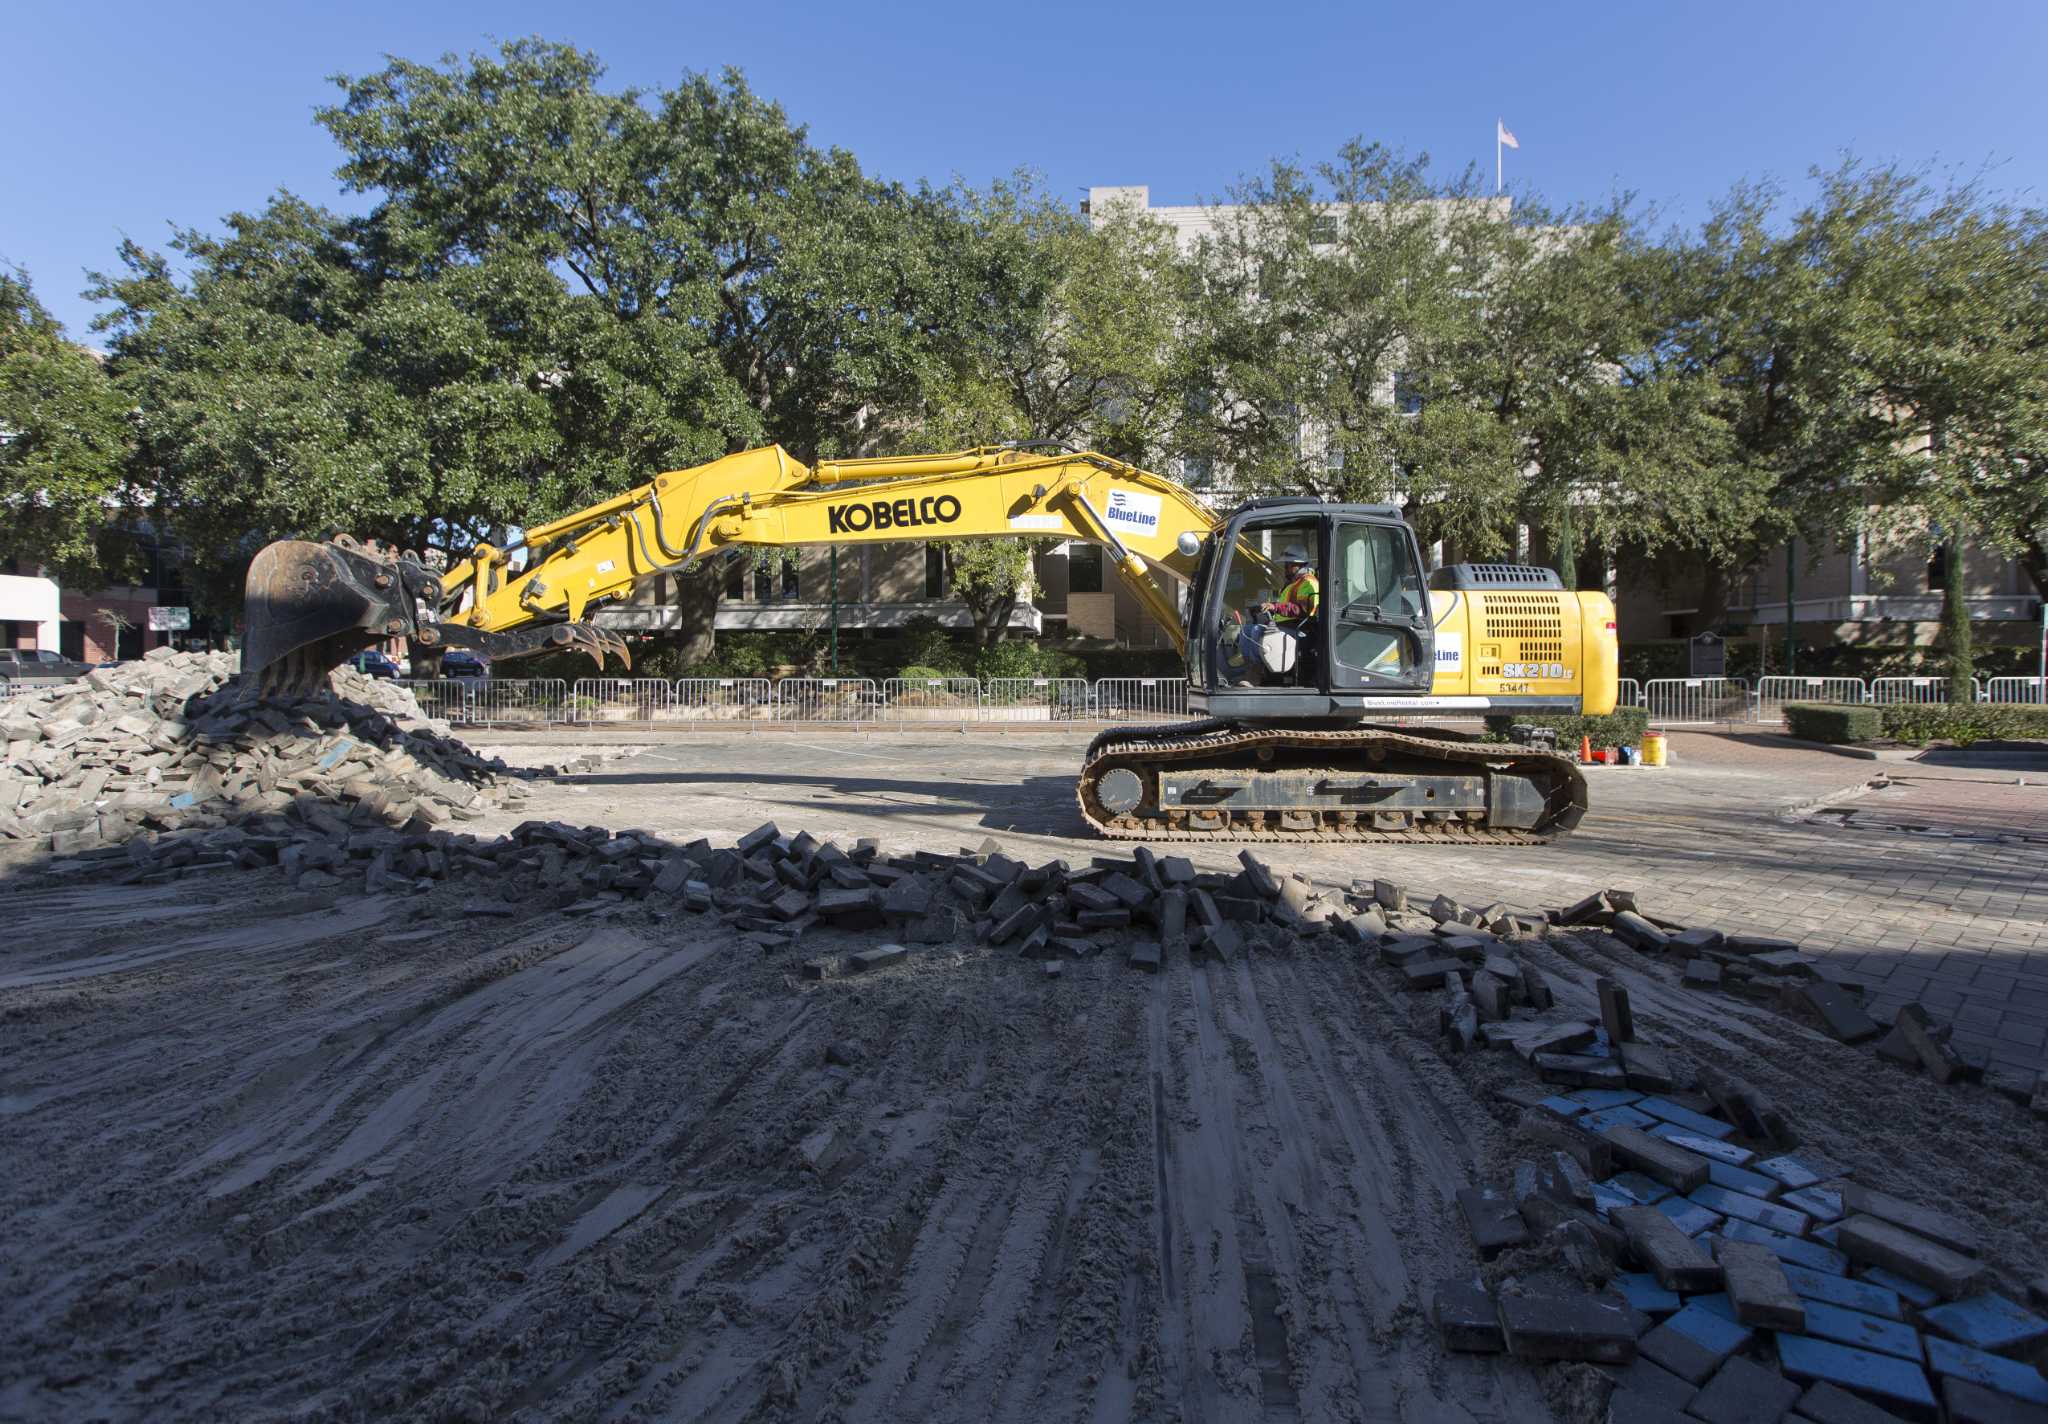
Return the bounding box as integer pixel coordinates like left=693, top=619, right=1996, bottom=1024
left=242, top=445, right=1618, bottom=843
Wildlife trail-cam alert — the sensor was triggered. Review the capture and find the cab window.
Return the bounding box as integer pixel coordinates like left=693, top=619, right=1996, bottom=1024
left=1330, top=522, right=1427, bottom=679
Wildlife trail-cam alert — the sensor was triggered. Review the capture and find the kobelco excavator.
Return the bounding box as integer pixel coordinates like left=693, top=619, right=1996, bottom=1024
left=242, top=445, right=1618, bottom=843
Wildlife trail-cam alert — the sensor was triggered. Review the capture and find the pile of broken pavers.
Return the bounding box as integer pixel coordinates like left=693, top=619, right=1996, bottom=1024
left=1436, top=971, right=2048, bottom=1423
left=700, top=827, right=1350, bottom=977
left=1552, top=887, right=2048, bottom=1122
left=0, top=650, right=537, bottom=880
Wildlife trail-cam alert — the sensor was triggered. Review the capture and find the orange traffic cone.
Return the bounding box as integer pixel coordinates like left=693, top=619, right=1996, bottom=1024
left=1579, top=735, right=1593, bottom=764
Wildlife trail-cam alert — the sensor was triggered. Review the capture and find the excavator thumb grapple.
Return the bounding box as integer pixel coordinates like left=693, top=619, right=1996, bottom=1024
left=240, top=536, right=629, bottom=691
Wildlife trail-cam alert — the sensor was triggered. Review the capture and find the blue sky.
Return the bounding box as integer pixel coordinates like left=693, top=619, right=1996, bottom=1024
left=8, top=1, right=2045, bottom=341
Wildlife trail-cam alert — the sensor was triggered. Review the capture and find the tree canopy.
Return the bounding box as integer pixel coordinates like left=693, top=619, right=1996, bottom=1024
left=0, top=268, right=134, bottom=586
left=5, top=37, right=2037, bottom=655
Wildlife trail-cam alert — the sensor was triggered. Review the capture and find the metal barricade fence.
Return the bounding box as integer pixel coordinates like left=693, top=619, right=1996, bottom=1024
left=1615, top=678, right=1643, bottom=709
left=672, top=677, right=774, bottom=721
left=1092, top=677, right=1190, bottom=721
left=571, top=677, right=675, bottom=723
left=1984, top=676, right=2046, bottom=705
left=1870, top=676, right=1977, bottom=706
left=878, top=677, right=983, bottom=723
left=399, top=678, right=571, bottom=726
left=397, top=678, right=466, bottom=723
left=469, top=678, right=572, bottom=726
left=1752, top=675, right=1868, bottom=722
left=772, top=677, right=880, bottom=723
left=1642, top=677, right=1750, bottom=726
left=983, top=676, right=1092, bottom=722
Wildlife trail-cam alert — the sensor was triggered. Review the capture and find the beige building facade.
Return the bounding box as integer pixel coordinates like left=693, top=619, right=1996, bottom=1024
left=1617, top=532, right=2043, bottom=650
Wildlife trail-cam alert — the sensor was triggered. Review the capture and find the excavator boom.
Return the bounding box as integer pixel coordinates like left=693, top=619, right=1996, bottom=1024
left=241, top=445, right=1230, bottom=687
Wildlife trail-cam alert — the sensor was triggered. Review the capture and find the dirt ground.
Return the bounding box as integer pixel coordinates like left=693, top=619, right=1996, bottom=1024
left=3, top=727, right=2045, bottom=1423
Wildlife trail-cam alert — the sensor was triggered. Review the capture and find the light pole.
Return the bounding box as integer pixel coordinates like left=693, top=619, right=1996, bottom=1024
left=829, top=546, right=840, bottom=674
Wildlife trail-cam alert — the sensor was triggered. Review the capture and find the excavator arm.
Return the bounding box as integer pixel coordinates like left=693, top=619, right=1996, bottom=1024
left=241, top=445, right=1240, bottom=688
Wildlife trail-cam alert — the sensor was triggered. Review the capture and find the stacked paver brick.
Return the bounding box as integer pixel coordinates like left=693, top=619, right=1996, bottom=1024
left=1556, top=888, right=2048, bottom=1121
left=1417, top=949, right=2048, bottom=1421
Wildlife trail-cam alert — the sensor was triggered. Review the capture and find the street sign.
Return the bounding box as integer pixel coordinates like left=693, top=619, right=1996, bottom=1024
left=1689, top=632, right=1726, bottom=678
left=147, top=606, right=191, bottom=631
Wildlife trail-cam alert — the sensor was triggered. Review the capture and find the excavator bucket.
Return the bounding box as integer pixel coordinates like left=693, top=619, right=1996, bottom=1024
left=242, top=535, right=635, bottom=693
left=241, top=538, right=418, bottom=693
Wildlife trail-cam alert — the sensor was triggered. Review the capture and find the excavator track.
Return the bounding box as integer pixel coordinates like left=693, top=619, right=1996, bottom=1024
left=1075, top=720, right=1587, bottom=845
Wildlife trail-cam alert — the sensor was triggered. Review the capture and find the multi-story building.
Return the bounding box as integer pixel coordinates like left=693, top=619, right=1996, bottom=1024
left=1616, top=534, right=2043, bottom=652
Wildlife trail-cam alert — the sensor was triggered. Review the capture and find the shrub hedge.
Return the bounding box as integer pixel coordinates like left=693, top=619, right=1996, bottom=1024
left=1878, top=702, right=2048, bottom=747
left=1783, top=702, right=1884, bottom=744
left=1784, top=700, right=2048, bottom=746
left=1482, top=706, right=1650, bottom=749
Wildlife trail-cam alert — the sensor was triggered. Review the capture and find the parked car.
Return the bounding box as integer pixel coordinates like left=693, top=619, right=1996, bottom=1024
left=348, top=649, right=401, bottom=680
left=441, top=649, right=490, bottom=681
left=0, top=648, right=95, bottom=690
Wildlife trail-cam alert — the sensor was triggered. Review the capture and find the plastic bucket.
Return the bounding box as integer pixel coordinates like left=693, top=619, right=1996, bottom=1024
left=1642, top=731, right=1668, bottom=767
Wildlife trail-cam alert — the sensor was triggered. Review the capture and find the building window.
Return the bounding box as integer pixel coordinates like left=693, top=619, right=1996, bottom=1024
left=925, top=545, right=949, bottom=598
left=754, top=555, right=798, bottom=602
left=1069, top=544, right=1105, bottom=595
left=724, top=559, right=746, bottom=600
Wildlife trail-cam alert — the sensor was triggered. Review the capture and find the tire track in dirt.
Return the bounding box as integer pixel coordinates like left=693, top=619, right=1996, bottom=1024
left=2, top=866, right=1612, bottom=1424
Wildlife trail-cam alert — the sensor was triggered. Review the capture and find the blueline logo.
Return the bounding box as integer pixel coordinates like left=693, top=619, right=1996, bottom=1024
left=1105, top=490, right=1161, bottom=532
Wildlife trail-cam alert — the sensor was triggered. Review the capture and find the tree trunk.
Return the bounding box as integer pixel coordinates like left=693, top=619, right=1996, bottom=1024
left=1697, top=560, right=1731, bottom=633
left=979, top=592, right=1017, bottom=646
left=1549, top=508, right=1576, bottom=590
left=672, top=567, right=719, bottom=666
left=1942, top=532, right=1973, bottom=706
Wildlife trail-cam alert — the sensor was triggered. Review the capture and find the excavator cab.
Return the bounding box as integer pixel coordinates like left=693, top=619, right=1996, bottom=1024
left=1188, top=501, right=1435, bottom=721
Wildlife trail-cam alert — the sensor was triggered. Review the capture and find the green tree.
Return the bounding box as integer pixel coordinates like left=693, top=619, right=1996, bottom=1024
left=907, top=175, right=1198, bottom=644
left=92, top=40, right=967, bottom=652
left=318, top=40, right=956, bottom=465
left=1783, top=167, right=2047, bottom=667
left=1184, top=145, right=1492, bottom=530
left=0, top=268, right=135, bottom=587
left=943, top=538, right=1039, bottom=648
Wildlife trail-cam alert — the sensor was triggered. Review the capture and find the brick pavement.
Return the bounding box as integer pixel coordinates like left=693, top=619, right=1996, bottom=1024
left=489, top=726, right=2048, bottom=1079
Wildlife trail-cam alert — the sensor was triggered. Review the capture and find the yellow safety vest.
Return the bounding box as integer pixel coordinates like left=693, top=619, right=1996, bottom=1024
left=1278, top=571, right=1319, bottom=622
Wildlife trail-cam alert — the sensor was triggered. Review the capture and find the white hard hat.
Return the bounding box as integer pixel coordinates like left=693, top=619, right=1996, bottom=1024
left=1282, top=545, right=1310, bottom=564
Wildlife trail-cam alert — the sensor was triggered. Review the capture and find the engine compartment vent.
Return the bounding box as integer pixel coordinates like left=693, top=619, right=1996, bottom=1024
left=1429, top=563, right=1566, bottom=591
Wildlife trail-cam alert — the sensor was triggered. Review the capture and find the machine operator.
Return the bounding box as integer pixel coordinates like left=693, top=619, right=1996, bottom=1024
left=1233, top=544, right=1320, bottom=682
